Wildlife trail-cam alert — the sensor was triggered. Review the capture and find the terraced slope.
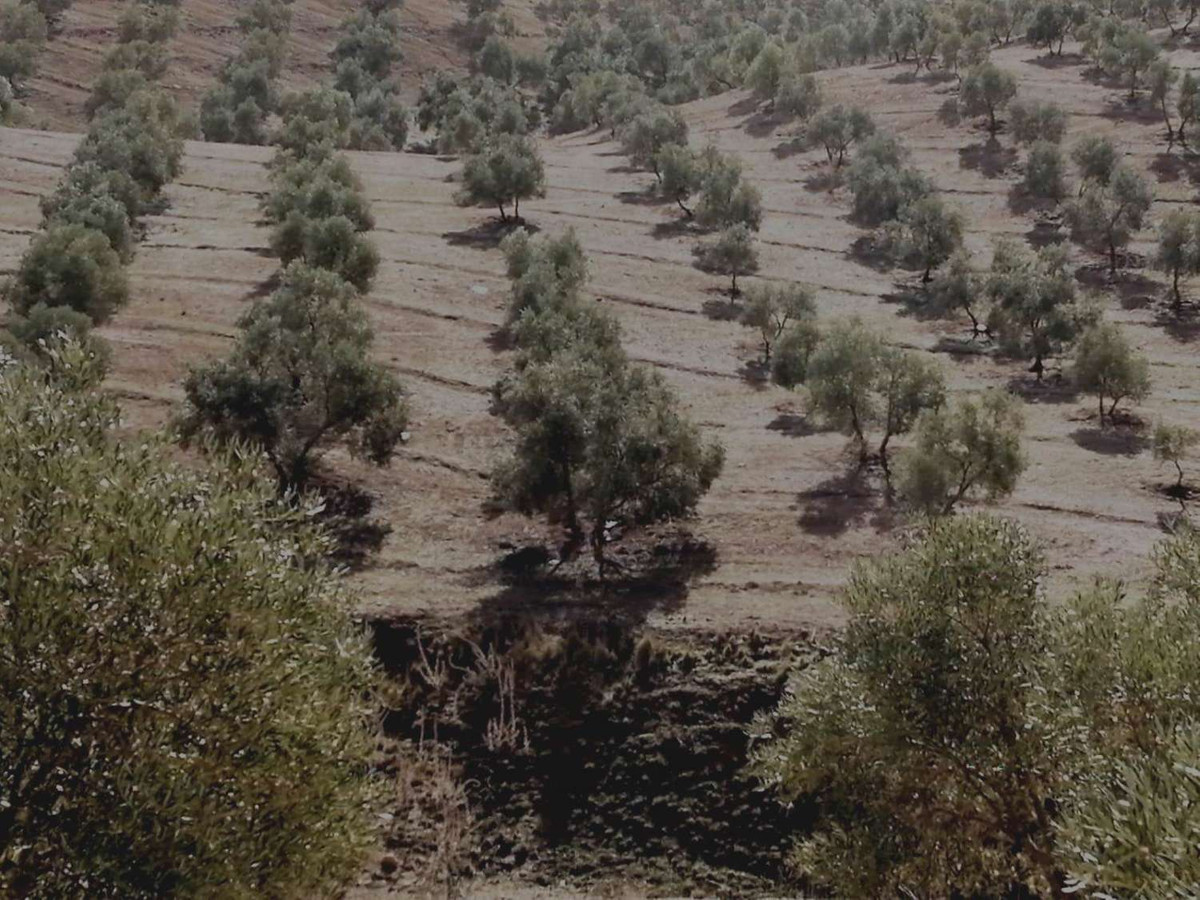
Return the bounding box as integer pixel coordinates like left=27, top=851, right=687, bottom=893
left=3, top=40, right=1199, bottom=634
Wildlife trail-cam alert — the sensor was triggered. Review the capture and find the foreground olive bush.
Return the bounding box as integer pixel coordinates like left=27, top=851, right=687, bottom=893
left=0, top=345, right=379, bottom=897
left=753, top=514, right=1200, bottom=895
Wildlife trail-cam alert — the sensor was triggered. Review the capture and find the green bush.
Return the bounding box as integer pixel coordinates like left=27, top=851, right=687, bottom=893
left=4, top=223, right=129, bottom=323
left=179, top=264, right=407, bottom=487
left=456, top=134, right=546, bottom=222
left=0, top=1, right=47, bottom=88
left=0, top=343, right=379, bottom=896
left=74, top=91, right=186, bottom=203
left=1023, top=140, right=1067, bottom=201
left=1, top=301, right=110, bottom=370
left=84, top=67, right=149, bottom=120
left=40, top=173, right=135, bottom=261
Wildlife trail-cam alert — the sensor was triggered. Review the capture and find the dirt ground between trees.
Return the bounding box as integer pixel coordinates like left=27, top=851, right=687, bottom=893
left=5, top=35, right=1200, bottom=637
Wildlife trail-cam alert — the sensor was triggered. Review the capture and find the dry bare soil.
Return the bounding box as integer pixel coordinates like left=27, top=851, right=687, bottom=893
left=4, top=17, right=1200, bottom=635
left=4, top=7, right=1200, bottom=894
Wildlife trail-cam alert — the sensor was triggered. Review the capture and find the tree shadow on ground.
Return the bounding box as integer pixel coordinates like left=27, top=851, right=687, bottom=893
left=797, top=468, right=895, bottom=536
left=772, top=136, right=808, bottom=159
left=1075, top=264, right=1157, bottom=309
left=245, top=269, right=281, bottom=300
left=617, top=188, right=667, bottom=208
left=1070, top=426, right=1151, bottom=457
left=702, top=292, right=743, bottom=321
left=1157, top=304, right=1200, bottom=341
left=767, top=412, right=822, bottom=437
left=738, top=359, right=771, bottom=390
left=1148, top=151, right=1200, bottom=185
left=744, top=110, right=783, bottom=138
left=1027, top=52, right=1086, bottom=69
left=1007, top=184, right=1061, bottom=219
left=1025, top=217, right=1066, bottom=249
left=472, top=532, right=720, bottom=627
left=846, top=234, right=895, bottom=273
left=650, top=217, right=695, bottom=240
left=959, top=138, right=1017, bottom=179
left=803, top=170, right=842, bottom=192
left=1007, top=373, right=1080, bottom=404
left=311, top=479, right=393, bottom=571
left=607, top=164, right=642, bottom=175
left=485, top=325, right=513, bottom=353
left=443, top=218, right=534, bottom=250
left=1099, top=98, right=1162, bottom=128
left=727, top=95, right=760, bottom=117
left=933, top=335, right=994, bottom=359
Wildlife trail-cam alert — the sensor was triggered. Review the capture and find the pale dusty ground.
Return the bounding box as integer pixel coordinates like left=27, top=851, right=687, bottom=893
left=3, top=29, right=1200, bottom=638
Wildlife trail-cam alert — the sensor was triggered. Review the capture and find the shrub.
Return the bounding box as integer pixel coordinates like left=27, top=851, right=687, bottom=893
left=0, top=0, right=47, bottom=88
left=1023, top=141, right=1067, bottom=200
left=290, top=216, right=380, bottom=292
left=102, top=38, right=169, bottom=79
left=4, top=224, right=129, bottom=323
left=656, top=142, right=701, bottom=216
left=349, top=85, right=409, bottom=150
left=179, top=264, right=408, bottom=488
left=770, top=319, right=822, bottom=389
left=478, top=33, right=515, bottom=83
left=692, top=223, right=760, bottom=295
left=1009, top=98, right=1067, bottom=145
left=501, top=227, right=588, bottom=322
left=456, top=134, right=546, bottom=223
left=0, top=344, right=379, bottom=897
left=1072, top=320, right=1152, bottom=426
left=332, top=9, right=403, bottom=79
left=847, top=149, right=932, bottom=225
left=42, top=159, right=143, bottom=221
left=84, top=67, right=150, bottom=119
left=895, top=194, right=964, bottom=281
left=1, top=301, right=110, bottom=370
left=274, top=87, right=353, bottom=155
left=897, top=389, right=1026, bottom=514
left=775, top=72, right=821, bottom=120
left=39, top=177, right=135, bottom=261
left=1071, top=134, right=1118, bottom=185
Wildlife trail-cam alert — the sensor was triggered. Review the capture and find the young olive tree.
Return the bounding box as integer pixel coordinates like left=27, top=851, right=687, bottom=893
left=1153, top=422, right=1199, bottom=491
left=806, top=318, right=945, bottom=469
left=1156, top=208, right=1200, bottom=310
left=1009, top=98, right=1067, bottom=145
left=178, top=264, right=409, bottom=489
left=694, top=148, right=764, bottom=232
left=809, top=104, right=875, bottom=168
left=456, top=133, right=546, bottom=223
left=897, top=389, right=1027, bottom=515
left=693, top=223, right=760, bottom=296
left=0, top=345, right=379, bottom=898
left=1072, top=320, right=1152, bottom=426
left=1148, top=59, right=1179, bottom=143
left=896, top=194, right=965, bottom=282
left=960, top=62, right=1018, bottom=134
left=620, top=106, right=687, bottom=180
left=1179, top=71, right=1198, bottom=145
left=739, top=282, right=816, bottom=364
left=1023, top=141, right=1068, bottom=201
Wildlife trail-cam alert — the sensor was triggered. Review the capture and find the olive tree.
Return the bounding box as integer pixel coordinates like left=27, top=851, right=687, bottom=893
left=4, top=223, right=129, bottom=323
left=1148, top=59, right=1179, bottom=142
left=1071, top=134, right=1119, bottom=187
left=739, top=282, right=816, bottom=364
left=986, top=240, right=1085, bottom=380
left=0, top=0, right=46, bottom=89
left=620, top=106, right=688, bottom=180
left=694, top=149, right=764, bottom=231
left=751, top=515, right=1070, bottom=896
left=493, top=342, right=725, bottom=572
left=1066, top=164, right=1153, bottom=275
left=692, top=223, right=760, bottom=296
left=960, top=62, right=1018, bottom=133
left=1009, top=98, right=1067, bottom=145
left=896, top=194, right=964, bottom=282
left=1072, top=320, right=1152, bottom=426
left=1023, top=141, right=1067, bottom=201
left=1153, top=422, right=1199, bottom=491
left=456, top=134, right=546, bottom=223
left=897, top=389, right=1027, bottom=515
left=808, top=104, right=875, bottom=168
left=1156, top=208, right=1200, bottom=310
left=178, top=264, right=409, bottom=489
left=775, top=73, right=822, bottom=120
left=0, top=344, right=379, bottom=898
left=1179, top=71, right=1198, bottom=145
left=656, top=142, right=701, bottom=216
left=806, top=318, right=945, bottom=468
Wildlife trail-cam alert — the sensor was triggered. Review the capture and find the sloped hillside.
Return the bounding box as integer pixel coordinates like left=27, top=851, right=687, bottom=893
left=19, top=0, right=545, bottom=131
left=4, top=39, right=1198, bottom=635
